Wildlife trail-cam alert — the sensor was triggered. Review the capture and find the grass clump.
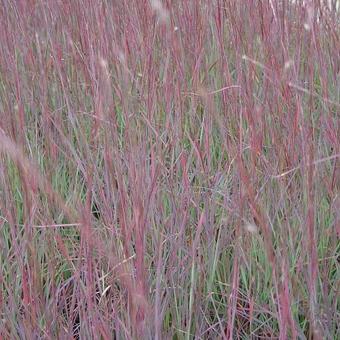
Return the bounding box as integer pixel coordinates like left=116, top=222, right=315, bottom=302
left=0, top=1, right=339, bottom=339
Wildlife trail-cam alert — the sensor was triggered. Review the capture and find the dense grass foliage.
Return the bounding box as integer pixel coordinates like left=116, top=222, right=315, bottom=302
left=0, top=1, right=339, bottom=339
